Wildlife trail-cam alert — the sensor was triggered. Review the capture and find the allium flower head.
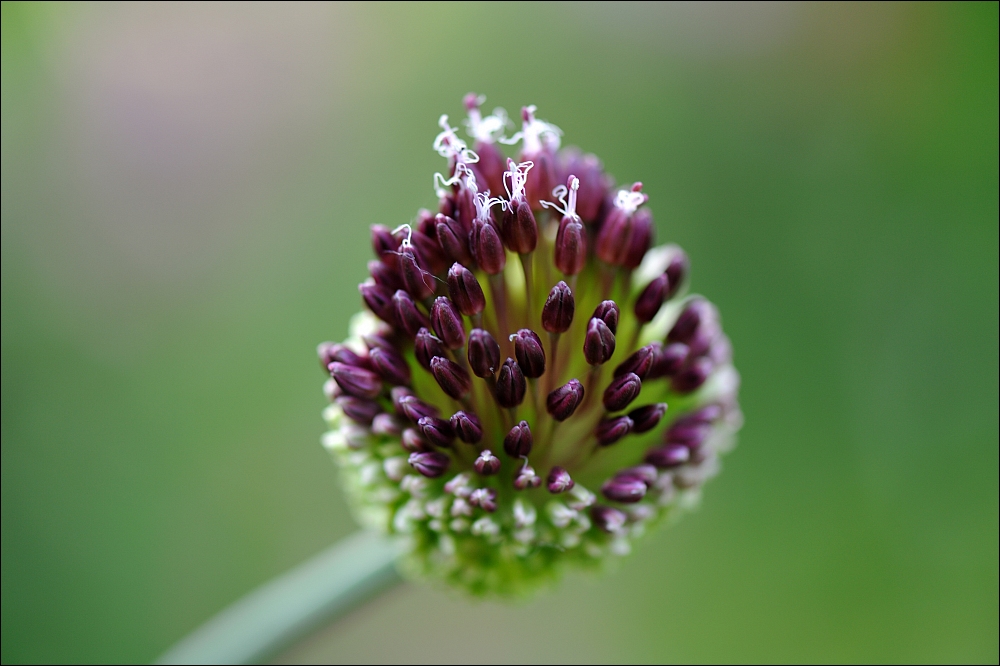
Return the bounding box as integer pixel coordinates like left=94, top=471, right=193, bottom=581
left=319, top=95, right=742, bottom=596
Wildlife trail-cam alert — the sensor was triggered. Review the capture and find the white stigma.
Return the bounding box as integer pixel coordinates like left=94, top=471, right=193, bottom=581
left=614, top=183, right=648, bottom=215
left=541, top=176, right=580, bottom=219
left=503, top=158, right=534, bottom=204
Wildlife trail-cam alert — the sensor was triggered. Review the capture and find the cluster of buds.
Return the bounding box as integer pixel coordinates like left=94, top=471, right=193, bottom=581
left=319, top=95, right=741, bottom=595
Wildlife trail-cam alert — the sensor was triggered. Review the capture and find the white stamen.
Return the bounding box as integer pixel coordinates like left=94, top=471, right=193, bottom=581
left=540, top=176, right=581, bottom=219
left=503, top=104, right=562, bottom=154
left=464, top=95, right=510, bottom=144
left=503, top=159, right=534, bottom=206
left=614, top=184, right=649, bottom=215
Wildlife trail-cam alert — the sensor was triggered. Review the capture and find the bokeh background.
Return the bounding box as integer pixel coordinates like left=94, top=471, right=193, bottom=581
left=2, top=2, right=997, bottom=663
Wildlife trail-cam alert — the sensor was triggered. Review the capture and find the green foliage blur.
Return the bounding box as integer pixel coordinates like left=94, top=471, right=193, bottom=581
left=2, top=2, right=996, bottom=663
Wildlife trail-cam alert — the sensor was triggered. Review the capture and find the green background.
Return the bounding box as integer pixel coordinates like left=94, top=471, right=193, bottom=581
left=2, top=2, right=997, bottom=662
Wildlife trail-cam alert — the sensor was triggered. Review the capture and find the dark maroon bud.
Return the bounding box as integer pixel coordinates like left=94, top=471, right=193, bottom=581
left=368, top=347, right=411, bottom=386
left=623, top=208, right=654, bottom=269
left=592, top=301, right=620, bottom=335
left=430, top=356, right=472, bottom=399
left=371, top=224, right=400, bottom=264
left=541, top=281, right=575, bottom=334
left=617, top=464, right=658, bottom=486
left=583, top=317, right=616, bottom=365
left=546, top=466, right=575, bottom=494
left=546, top=379, right=585, bottom=421
left=628, top=403, right=668, bottom=434
left=408, top=229, right=448, bottom=275
left=401, top=428, right=431, bottom=453
left=645, top=443, right=690, bottom=469
left=398, top=246, right=436, bottom=301
left=414, top=328, right=446, bottom=370
left=430, top=297, right=466, bottom=350
left=415, top=208, right=437, bottom=236
left=513, top=465, right=543, bottom=490
left=602, top=475, right=647, bottom=503
left=392, top=290, right=430, bottom=338
left=450, top=411, right=483, bottom=444
left=668, top=299, right=712, bottom=344
left=368, top=259, right=404, bottom=291
left=671, top=356, right=713, bottom=393
left=319, top=342, right=365, bottom=369
left=503, top=420, right=533, bottom=458
left=336, top=396, right=381, bottom=425
left=591, top=505, right=627, bottom=533
left=686, top=318, right=721, bottom=358
left=665, top=421, right=711, bottom=448
left=495, top=358, right=527, bottom=408
left=470, top=218, right=506, bottom=275
left=474, top=449, right=501, bottom=475
left=329, top=362, right=382, bottom=400
left=604, top=372, right=642, bottom=412
left=511, top=329, right=546, bottom=378
left=390, top=386, right=414, bottom=416
left=371, top=413, right=402, bottom=436
left=469, top=487, right=498, bottom=512
left=362, top=331, right=396, bottom=353
left=614, top=344, right=656, bottom=380
left=664, top=251, right=688, bottom=299
left=553, top=215, right=587, bottom=276
left=323, top=378, right=341, bottom=402
left=397, top=394, right=439, bottom=423
left=438, top=192, right=456, bottom=220
left=417, top=416, right=455, bottom=447
left=467, top=328, right=501, bottom=378
left=435, top=214, right=473, bottom=265
left=359, top=283, right=397, bottom=324
left=502, top=199, right=538, bottom=254
left=595, top=209, right=628, bottom=265
left=446, top=263, right=486, bottom=316
left=649, top=342, right=689, bottom=379
left=596, top=415, right=633, bottom=446
left=635, top=274, right=669, bottom=324
left=408, top=451, right=450, bottom=478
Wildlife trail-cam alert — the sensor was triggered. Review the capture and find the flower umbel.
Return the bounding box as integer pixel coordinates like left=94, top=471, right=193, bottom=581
left=319, top=96, right=742, bottom=595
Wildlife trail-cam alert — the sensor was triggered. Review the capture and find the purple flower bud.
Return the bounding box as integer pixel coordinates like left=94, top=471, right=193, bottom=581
left=408, top=451, right=450, bottom=478
left=450, top=410, right=483, bottom=444
left=583, top=317, right=616, bottom=365
left=446, top=263, right=486, bottom=316
left=596, top=183, right=648, bottom=266
left=398, top=246, right=435, bottom=301
left=557, top=149, right=608, bottom=224
left=503, top=420, right=533, bottom=458
left=467, top=328, right=500, bottom=378
left=368, top=259, right=403, bottom=291
left=513, top=464, right=543, bottom=490
left=634, top=274, right=669, bottom=324
left=546, top=379, right=585, bottom=421
left=628, top=403, right=668, bottom=434
left=435, top=214, right=473, bottom=266
left=591, top=300, right=620, bottom=335
left=541, top=281, right=575, bottom=334
left=397, top=394, right=439, bottom=423
left=417, top=416, right=455, bottom=447
left=511, top=329, right=546, bottom=378
left=368, top=347, right=411, bottom=386
left=596, top=415, right=633, bottom=446
left=649, top=342, right=689, bottom=379
left=390, top=386, right=414, bottom=416
left=359, top=283, right=397, bottom=325
left=554, top=215, right=587, bottom=276
left=409, top=230, right=448, bottom=275
left=415, top=208, right=437, bottom=236
left=319, top=342, right=366, bottom=370
left=401, top=427, right=431, bottom=453
left=329, top=362, right=383, bottom=400
left=495, top=358, right=527, bottom=408
left=547, top=466, right=575, bottom=494
left=430, top=356, right=472, bottom=399
left=664, top=250, right=688, bottom=299
left=603, top=372, right=642, bottom=412
left=336, top=396, right=382, bottom=425
left=665, top=421, right=711, bottom=448
left=601, top=475, right=647, bottom=503
left=668, top=299, right=714, bottom=344
left=613, top=344, right=656, bottom=380
left=474, top=450, right=501, bottom=476
left=671, top=356, right=713, bottom=393
left=430, top=297, right=466, bottom=350
left=644, top=443, right=690, bottom=469
left=371, top=224, right=400, bottom=264
left=502, top=198, right=538, bottom=254
left=591, top=505, right=627, bottom=533
left=617, top=463, right=658, bottom=486
left=371, top=413, right=402, bottom=436
left=469, top=487, right=498, bottom=512
left=414, top=328, right=446, bottom=370
left=392, top=290, right=431, bottom=338
left=470, top=218, right=506, bottom=275
left=623, top=208, right=654, bottom=269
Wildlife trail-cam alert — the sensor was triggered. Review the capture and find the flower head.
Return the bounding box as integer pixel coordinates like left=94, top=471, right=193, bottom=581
left=319, top=95, right=742, bottom=596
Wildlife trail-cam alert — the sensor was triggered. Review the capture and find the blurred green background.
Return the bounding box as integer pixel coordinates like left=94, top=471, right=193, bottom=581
left=2, top=2, right=997, bottom=663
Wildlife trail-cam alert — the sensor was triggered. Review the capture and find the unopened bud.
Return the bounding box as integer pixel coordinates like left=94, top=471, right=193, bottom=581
left=414, top=328, right=446, bottom=370
left=503, top=420, right=533, bottom=458
left=664, top=250, right=688, bottom=299
left=634, top=274, right=668, bottom=323
left=541, top=281, right=575, bottom=334
left=446, top=263, right=486, bottom=316
left=336, top=396, right=381, bottom=425
left=617, top=464, right=658, bottom=486
left=671, top=356, right=713, bottom=393
left=511, top=329, right=546, bottom=378
left=470, top=218, right=506, bottom=275
left=435, top=214, right=473, bottom=265
left=371, top=224, right=400, bottom=264
left=473, top=449, right=501, bottom=475
left=430, top=297, right=466, bottom=350
left=622, top=208, right=654, bottom=269
left=649, top=342, right=689, bottom=379
left=603, top=372, right=642, bottom=412
left=450, top=411, right=483, bottom=444
left=546, top=379, right=585, bottom=421
left=368, top=259, right=403, bottom=291
left=547, top=466, right=575, bottom=494
left=614, top=344, right=656, bottom=380
left=468, top=328, right=501, bottom=378
left=329, top=362, right=383, bottom=400
left=417, top=416, right=455, bottom=447
left=408, top=451, right=451, bottom=478
left=601, top=475, right=647, bottom=503
left=645, top=443, right=690, bottom=469
left=399, top=246, right=435, bottom=301
left=583, top=317, right=616, bottom=365
left=591, top=300, right=620, bottom=334
left=392, top=289, right=430, bottom=338
left=430, top=356, right=472, bottom=399
left=502, top=199, right=538, bottom=254
left=628, top=403, right=668, bottom=434
left=369, top=347, right=411, bottom=386
left=554, top=215, right=587, bottom=276
left=397, top=394, right=439, bottom=423
left=359, top=283, right=396, bottom=325
left=495, top=358, right=527, bottom=408
left=596, top=415, right=633, bottom=446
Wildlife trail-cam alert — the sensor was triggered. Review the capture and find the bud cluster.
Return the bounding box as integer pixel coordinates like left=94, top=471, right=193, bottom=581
left=320, top=96, right=741, bottom=595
